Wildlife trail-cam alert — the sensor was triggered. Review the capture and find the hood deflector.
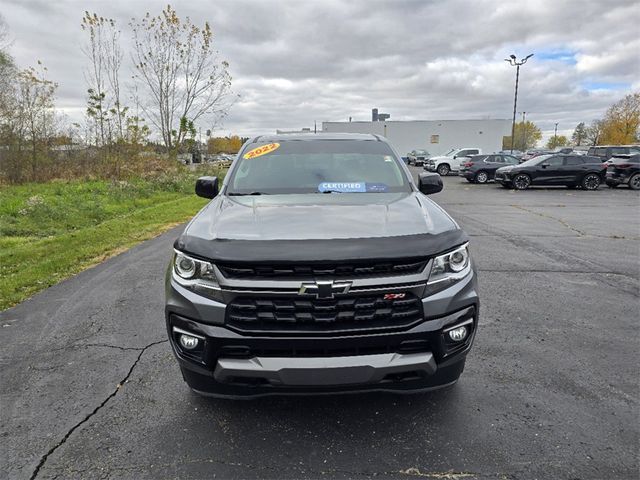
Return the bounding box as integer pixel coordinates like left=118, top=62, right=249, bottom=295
left=175, top=229, right=468, bottom=263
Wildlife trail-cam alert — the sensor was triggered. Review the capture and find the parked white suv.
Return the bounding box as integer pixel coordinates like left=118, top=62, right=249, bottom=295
left=425, top=148, right=482, bottom=176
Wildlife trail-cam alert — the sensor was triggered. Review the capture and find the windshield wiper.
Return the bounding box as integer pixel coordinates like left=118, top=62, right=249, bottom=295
left=228, top=192, right=269, bottom=196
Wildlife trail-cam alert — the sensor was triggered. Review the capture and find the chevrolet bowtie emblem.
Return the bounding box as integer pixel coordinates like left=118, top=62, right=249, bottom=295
left=298, top=280, right=352, bottom=299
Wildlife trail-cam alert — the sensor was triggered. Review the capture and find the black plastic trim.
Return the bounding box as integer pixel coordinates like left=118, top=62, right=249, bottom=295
left=175, top=229, right=468, bottom=264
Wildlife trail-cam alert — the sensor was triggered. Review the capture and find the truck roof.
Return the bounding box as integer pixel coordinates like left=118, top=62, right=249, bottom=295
left=249, top=132, right=381, bottom=143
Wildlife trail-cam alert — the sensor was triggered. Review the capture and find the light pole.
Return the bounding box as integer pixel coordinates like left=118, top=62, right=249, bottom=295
left=554, top=122, right=558, bottom=142
left=505, top=53, right=534, bottom=153
left=521, top=111, right=527, bottom=151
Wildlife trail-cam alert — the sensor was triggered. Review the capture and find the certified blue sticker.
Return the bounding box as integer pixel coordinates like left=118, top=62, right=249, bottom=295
left=318, top=182, right=366, bottom=193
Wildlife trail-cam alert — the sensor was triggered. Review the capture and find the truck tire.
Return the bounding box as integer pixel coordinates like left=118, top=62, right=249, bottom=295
left=437, top=164, right=450, bottom=176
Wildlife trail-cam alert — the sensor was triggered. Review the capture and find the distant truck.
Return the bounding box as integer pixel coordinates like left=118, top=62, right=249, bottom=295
left=424, top=148, right=482, bottom=176
left=407, top=149, right=431, bottom=166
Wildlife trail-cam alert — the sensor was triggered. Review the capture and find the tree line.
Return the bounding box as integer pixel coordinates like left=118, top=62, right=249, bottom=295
left=0, top=6, right=237, bottom=183
left=502, top=92, right=639, bottom=152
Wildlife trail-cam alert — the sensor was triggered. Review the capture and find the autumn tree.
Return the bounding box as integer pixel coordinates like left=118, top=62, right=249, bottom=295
left=599, top=92, right=640, bottom=144
left=207, top=135, right=243, bottom=154
left=547, top=135, right=568, bottom=149
left=131, top=6, right=235, bottom=151
left=502, top=121, right=542, bottom=151
left=571, top=122, right=587, bottom=146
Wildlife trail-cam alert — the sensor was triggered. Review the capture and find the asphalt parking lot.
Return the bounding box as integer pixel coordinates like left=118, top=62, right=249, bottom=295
left=1, top=169, right=639, bottom=480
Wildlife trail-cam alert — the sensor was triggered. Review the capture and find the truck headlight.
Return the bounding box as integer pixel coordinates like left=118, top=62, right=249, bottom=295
left=172, top=250, right=222, bottom=300
left=425, top=243, right=471, bottom=295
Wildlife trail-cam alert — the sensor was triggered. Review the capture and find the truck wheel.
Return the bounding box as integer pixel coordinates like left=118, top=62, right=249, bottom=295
left=475, top=171, right=488, bottom=183
left=629, top=173, right=640, bottom=190
left=581, top=173, right=600, bottom=190
left=437, top=164, right=450, bottom=176
left=513, top=174, right=531, bottom=190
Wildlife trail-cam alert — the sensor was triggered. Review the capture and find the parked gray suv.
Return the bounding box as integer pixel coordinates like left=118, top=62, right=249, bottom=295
left=165, top=133, right=478, bottom=397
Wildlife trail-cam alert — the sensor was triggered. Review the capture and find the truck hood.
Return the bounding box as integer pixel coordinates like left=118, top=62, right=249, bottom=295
left=175, top=192, right=467, bottom=262
left=428, top=155, right=452, bottom=162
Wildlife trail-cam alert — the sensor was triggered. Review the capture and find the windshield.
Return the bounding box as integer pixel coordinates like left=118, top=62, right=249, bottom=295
left=227, top=140, right=411, bottom=195
left=443, top=149, right=456, bottom=156
left=518, top=154, right=552, bottom=167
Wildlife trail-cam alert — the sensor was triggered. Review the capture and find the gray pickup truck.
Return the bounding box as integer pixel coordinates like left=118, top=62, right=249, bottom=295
left=165, top=133, right=478, bottom=397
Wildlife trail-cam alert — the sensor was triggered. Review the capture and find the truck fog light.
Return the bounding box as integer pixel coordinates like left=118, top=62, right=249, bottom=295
left=448, top=326, right=468, bottom=342
left=179, top=334, right=200, bottom=350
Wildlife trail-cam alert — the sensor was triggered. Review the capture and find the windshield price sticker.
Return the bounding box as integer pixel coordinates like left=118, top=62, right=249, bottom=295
left=318, top=182, right=389, bottom=193
left=318, top=182, right=366, bottom=193
left=243, top=142, right=280, bottom=159
left=366, top=183, right=389, bottom=192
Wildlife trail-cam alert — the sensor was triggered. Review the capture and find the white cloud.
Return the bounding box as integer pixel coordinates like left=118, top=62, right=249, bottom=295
left=1, top=0, right=638, bottom=142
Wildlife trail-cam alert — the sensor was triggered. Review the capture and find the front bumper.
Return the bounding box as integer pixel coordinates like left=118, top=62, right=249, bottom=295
left=425, top=163, right=437, bottom=172
left=494, top=171, right=511, bottom=182
left=165, top=266, right=479, bottom=397
left=458, top=170, right=474, bottom=179
left=606, top=171, right=632, bottom=186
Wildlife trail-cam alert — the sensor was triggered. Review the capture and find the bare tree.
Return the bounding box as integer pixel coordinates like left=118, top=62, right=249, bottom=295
left=0, top=14, right=15, bottom=116
left=81, top=12, right=127, bottom=146
left=0, top=13, right=11, bottom=52
left=104, top=18, right=126, bottom=140
left=586, top=119, right=603, bottom=146
left=81, top=12, right=108, bottom=146
left=10, top=62, right=58, bottom=181
left=130, top=6, right=235, bottom=150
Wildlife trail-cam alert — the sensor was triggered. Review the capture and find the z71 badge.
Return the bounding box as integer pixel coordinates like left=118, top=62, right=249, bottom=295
left=383, top=293, right=406, bottom=300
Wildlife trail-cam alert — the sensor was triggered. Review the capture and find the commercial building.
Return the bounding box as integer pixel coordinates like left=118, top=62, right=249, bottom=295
left=323, top=111, right=511, bottom=156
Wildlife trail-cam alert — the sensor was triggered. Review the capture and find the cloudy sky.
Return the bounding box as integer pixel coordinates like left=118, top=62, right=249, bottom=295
left=1, top=0, right=638, bottom=143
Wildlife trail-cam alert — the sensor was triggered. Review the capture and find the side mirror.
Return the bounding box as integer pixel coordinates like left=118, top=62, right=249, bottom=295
left=540, top=163, right=549, bottom=168
left=418, top=172, right=443, bottom=195
left=195, top=176, right=219, bottom=199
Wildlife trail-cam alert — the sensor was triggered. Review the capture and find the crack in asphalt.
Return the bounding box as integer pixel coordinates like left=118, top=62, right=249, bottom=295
left=510, top=205, right=586, bottom=236
left=452, top=211, right=637, bottom=284
left=398, top=469, right=478, bottom=479
left=28, top=339, right=168, bottom=480
left=81, top=342, right=149, bottom=351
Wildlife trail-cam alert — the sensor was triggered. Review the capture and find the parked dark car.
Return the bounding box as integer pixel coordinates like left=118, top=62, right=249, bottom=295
left=587, top=145, right=640, bottom=162
left=494, top=154, right=607, bottom=190
left=605, top=154, right=640, bottom=190
left=166, top=133, right=478, bottom=397
left=458, top=154, right=520, bottom=183
left=407, top=149, right=431, bottom=166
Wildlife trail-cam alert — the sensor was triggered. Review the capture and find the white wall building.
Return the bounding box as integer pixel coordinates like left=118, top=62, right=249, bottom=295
left=322, top=119, right=512, bottom=156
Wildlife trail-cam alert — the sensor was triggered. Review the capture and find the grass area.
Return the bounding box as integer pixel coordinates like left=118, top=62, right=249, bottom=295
left=0, top=166, right=225, bottom=310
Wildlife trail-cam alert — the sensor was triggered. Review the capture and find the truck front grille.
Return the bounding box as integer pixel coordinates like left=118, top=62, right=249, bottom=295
left=217, top=259, right=427, bottom=280
left=226, top=292, right=423, bottom=333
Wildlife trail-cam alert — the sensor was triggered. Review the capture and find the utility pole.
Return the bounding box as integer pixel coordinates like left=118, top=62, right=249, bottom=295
left=505, top=53, right=534, bottom=153
left=554, top=122, right=559, bottom=146
left=521, top=111, right=526, bottom=151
